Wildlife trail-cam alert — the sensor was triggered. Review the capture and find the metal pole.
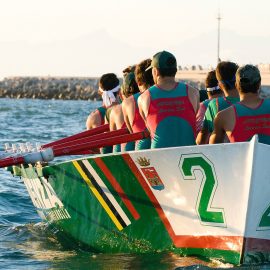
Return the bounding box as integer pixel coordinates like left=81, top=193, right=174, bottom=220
left=217, top=11, right=221, bottom=64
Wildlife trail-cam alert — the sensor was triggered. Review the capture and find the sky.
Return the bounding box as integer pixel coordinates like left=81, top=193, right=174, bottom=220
left=0, top=0, right=270, bottom=77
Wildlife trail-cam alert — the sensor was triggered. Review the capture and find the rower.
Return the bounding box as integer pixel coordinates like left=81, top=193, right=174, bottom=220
left=109, top=72, right=140, bottom=152
left=122, top=65, right=136, bottom=76
left=138, top=51, right=199, bottom=149
left=85, top=73, right=120, bottom=153
left=196, top=70, right=223, bottom=144
left=122, top=59, right=154, bottom=150
left=210, top=64, right=270, bottom=144
left=197, top=61, right=239, bottom=144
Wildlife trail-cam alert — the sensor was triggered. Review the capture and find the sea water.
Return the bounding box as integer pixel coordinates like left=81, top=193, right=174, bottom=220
left=0, top=98, right=269, bottom=270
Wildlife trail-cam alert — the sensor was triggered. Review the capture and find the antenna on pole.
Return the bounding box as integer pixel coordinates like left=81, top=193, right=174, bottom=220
left=217, top=9, right=222, bottom=64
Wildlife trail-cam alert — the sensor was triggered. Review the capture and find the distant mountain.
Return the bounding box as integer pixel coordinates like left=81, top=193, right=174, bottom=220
left=0, top=29, right=269, bottom=77
left=0, top=29, right=154, bottom=78
left=171, top=29, right=270, bottom=68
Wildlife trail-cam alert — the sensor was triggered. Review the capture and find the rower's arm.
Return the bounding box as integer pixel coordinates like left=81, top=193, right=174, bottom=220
left=188, top=86, right=200, bottom=114
left=109, top=108, right=117, bottom=131
left=110, top=104, right=125, bottom=131
left=86, top=110, right=101, bottom=130
left=196, top=107, right=212, bottom=144
left=122, top=97, right=133, bottom=133
left=138, top=91, right=150, bottom=122
left=209, top=112, right=226, bottom=144
left=196, top=128, right=210, bottom=145
left=196, top=102, right=206, bottom=134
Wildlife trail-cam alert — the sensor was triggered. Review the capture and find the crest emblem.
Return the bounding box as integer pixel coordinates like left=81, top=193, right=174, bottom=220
left=136, top=157, right=150, bottom=167
left=141, top=167, right=165, bottom=191
left=136, top=156, right=164, bottom=191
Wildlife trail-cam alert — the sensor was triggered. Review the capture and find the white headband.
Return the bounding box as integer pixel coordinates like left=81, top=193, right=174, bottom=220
left=206, top=86, right=220, bottom=92
left=99, top=85, right=120, bottom=107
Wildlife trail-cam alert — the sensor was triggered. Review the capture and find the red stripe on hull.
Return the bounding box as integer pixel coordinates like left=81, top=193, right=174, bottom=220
left=94, top=157, right=140, bottom=220
left=122, top=153, right=243, bottom=252
left=174, top=235, right=243, bottom=251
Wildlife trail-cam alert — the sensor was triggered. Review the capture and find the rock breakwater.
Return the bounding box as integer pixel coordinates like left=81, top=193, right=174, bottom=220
left=2, top=75, right=269, bottom=100
left=0, top=77, right=101, bottom=100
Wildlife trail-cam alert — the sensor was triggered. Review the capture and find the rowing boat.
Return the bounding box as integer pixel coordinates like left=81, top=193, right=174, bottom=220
left=6, top=136, right=270, bottom=265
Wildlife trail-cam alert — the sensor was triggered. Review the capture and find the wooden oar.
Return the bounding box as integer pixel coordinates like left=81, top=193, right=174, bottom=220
left=0, top=148, right=54, bottom=168
left=0, top=124, right=110, bottom=161
left=42, top=124, right=109, bottom=148
left=53, top=130, right=149, bottom=156
left=0, top=130, right=150, bottom=168
left=49, top=128, right=128, bottom=150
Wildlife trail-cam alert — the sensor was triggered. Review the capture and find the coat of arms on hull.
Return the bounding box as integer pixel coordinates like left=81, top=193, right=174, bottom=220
left=136, top=157, right=165, bottom=191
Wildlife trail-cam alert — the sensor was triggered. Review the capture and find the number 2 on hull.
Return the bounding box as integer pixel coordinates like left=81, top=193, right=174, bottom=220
left=179, top=154, right=226, bottom=227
